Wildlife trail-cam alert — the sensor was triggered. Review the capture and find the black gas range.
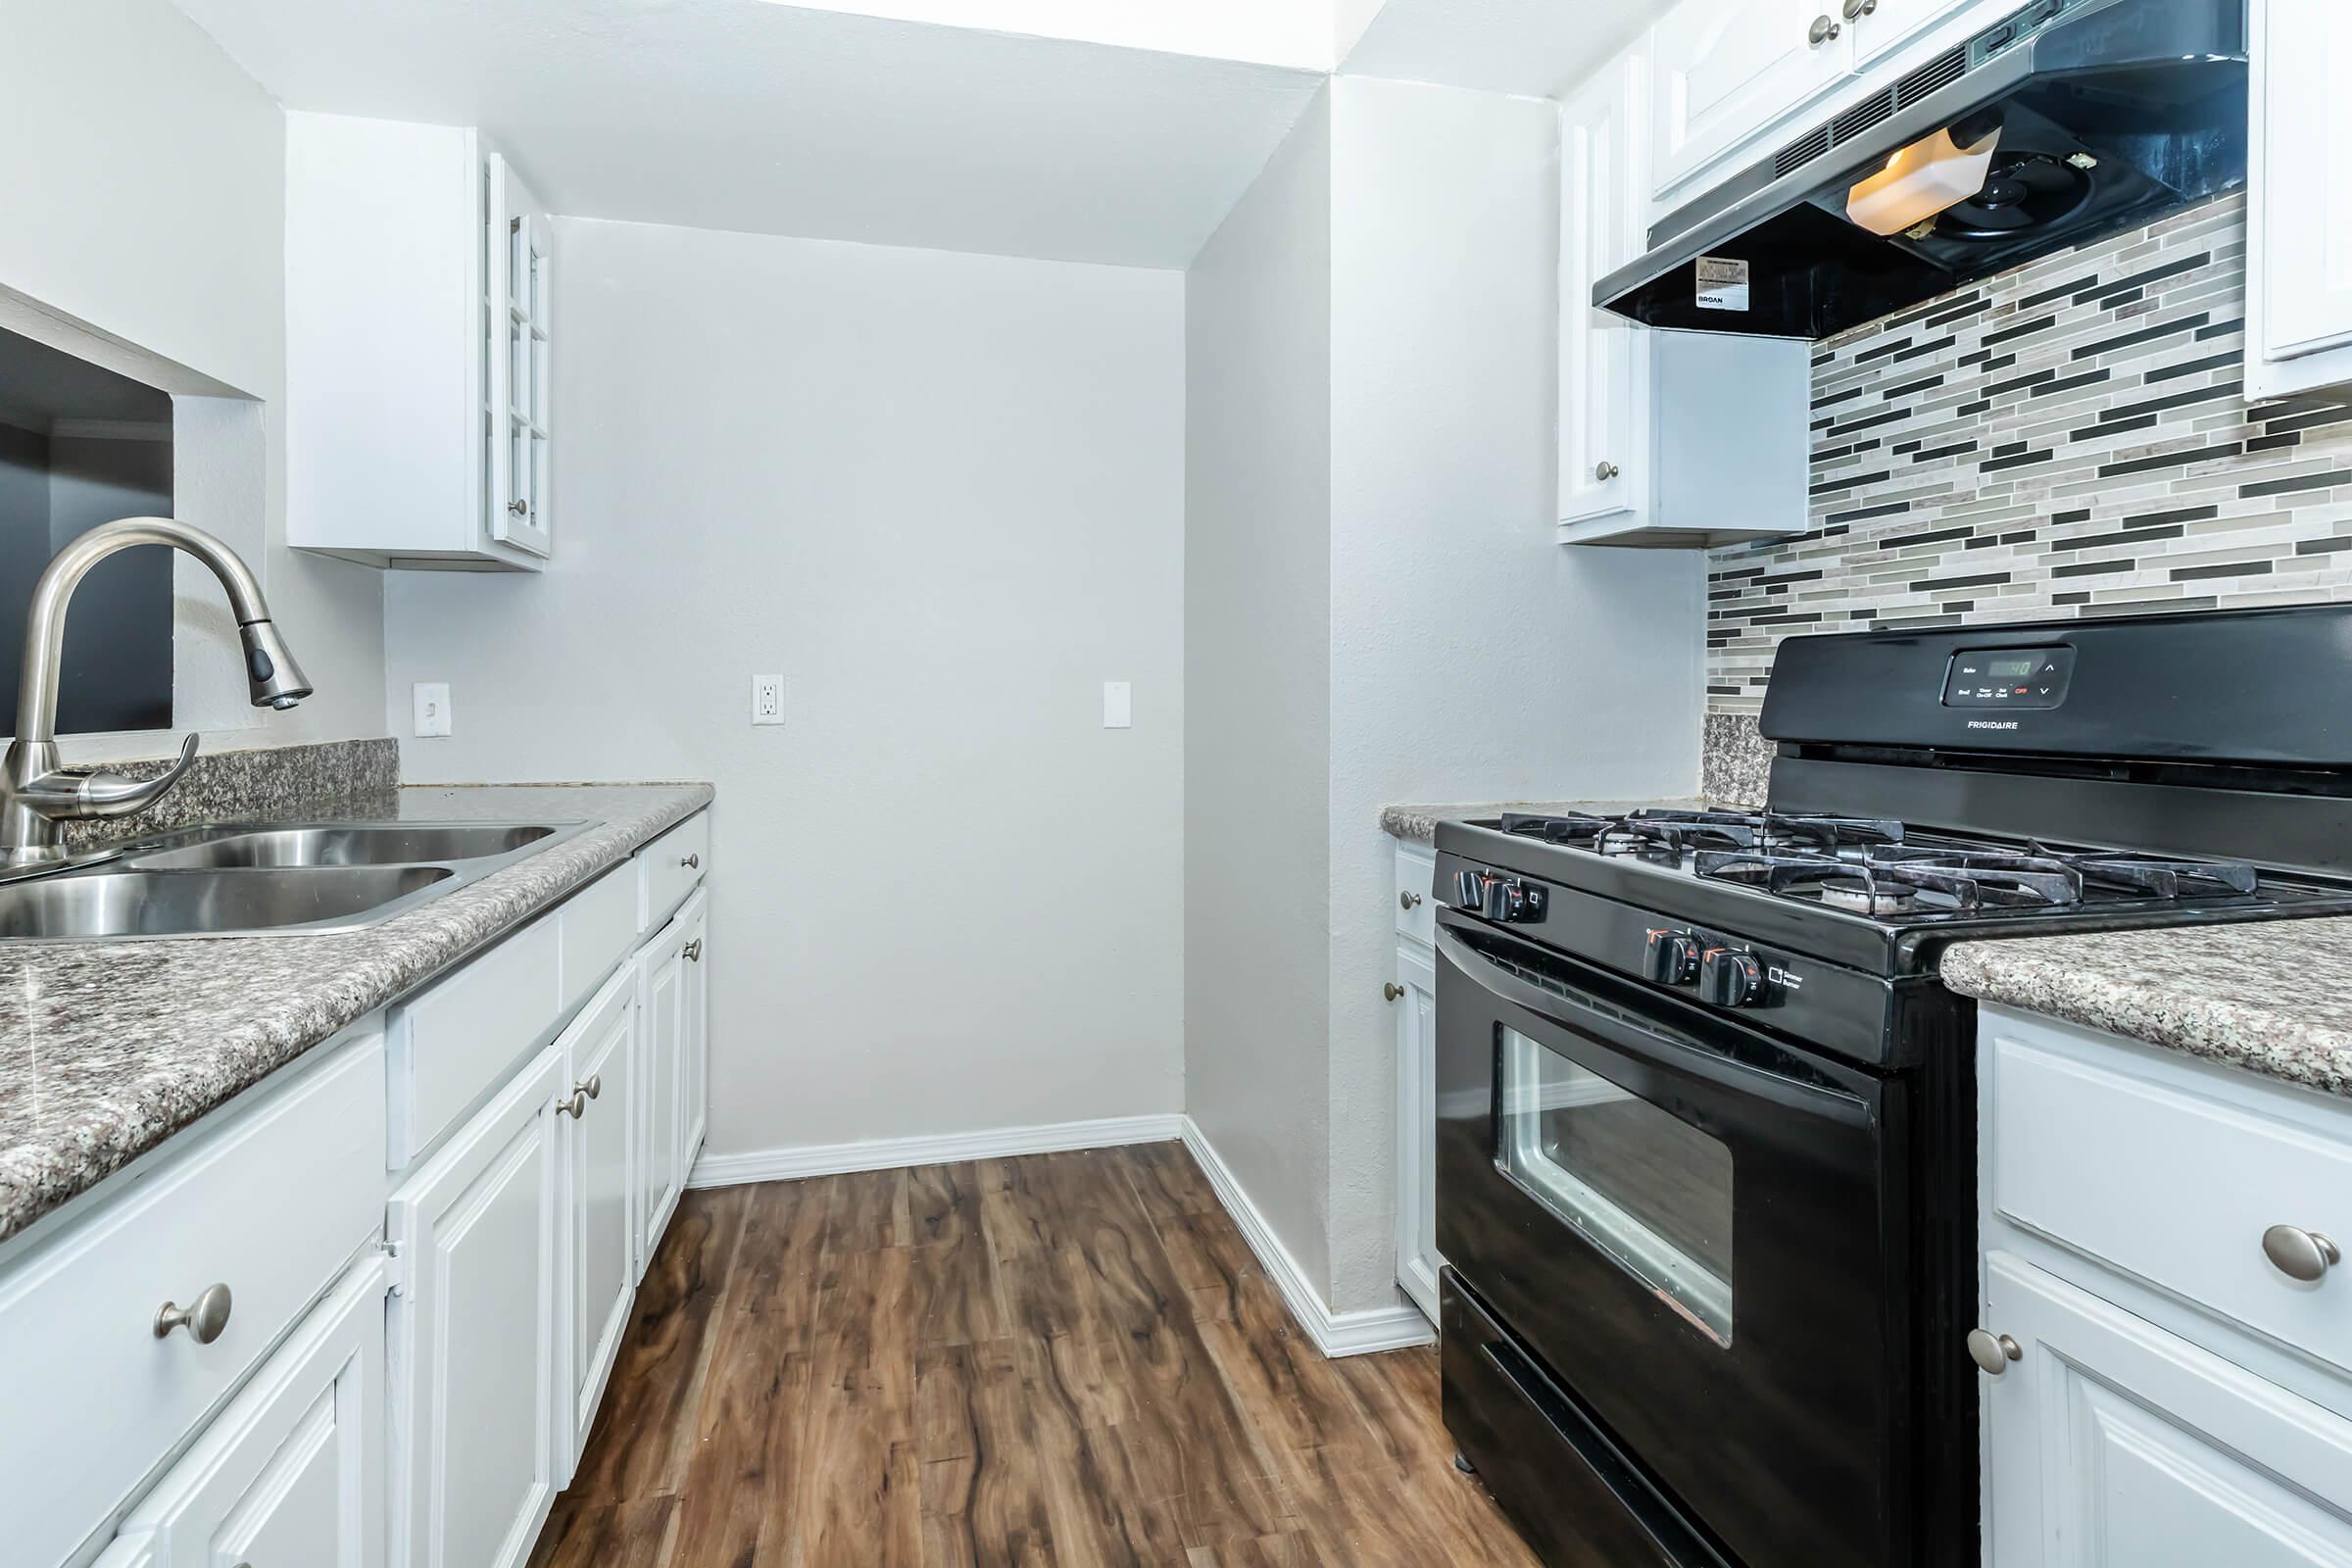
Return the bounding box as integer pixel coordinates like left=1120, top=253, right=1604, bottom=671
left=1432, top=606, right=2352, bottom=1568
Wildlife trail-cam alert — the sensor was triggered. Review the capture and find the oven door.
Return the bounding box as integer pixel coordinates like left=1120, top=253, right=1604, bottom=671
left=1436, top=911, right=1909, bottom=1568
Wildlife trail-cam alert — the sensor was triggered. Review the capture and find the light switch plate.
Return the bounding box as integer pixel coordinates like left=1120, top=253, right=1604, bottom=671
left=412, top=682, right=452, bottom=737
left=1102, top=680, right=1132, bottom=729
left=752, top=673, right=785, bottom=726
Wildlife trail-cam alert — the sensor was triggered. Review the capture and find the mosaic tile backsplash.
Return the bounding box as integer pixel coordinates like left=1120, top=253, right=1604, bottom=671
left=1706, top=193, right=2352, bottom=715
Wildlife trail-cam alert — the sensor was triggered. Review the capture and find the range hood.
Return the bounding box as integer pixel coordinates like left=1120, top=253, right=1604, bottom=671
left=1596, top=0, right=2246, bottom=340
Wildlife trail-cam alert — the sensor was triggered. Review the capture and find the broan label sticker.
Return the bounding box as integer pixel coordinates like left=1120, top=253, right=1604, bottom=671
left=1695, top=255, right=1749, bottom=312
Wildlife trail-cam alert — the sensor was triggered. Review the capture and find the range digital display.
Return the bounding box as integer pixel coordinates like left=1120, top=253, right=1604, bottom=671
left=1943, top=646, right=2076, bottom=710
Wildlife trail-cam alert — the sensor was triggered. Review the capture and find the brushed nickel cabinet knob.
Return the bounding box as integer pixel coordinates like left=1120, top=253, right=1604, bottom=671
left=1809, top=14, right=1841, bottom=43
left=684, top=938, right=704, bottom=962
left=1399, top=891, right=1423, bottom=909
left=155, top=1282, right=233, bottom=1344
left=576, top=1074, right=602, bottom=1101
left=1384, top=982, right=1406, bottom=1003
left=1842, top=0, right=1877, bottom=18
left=680, top=853, right=700, bottom=869
left=2262, top=1224, right=2340, bottom=1283
left=1966, top=1328, right=2023, bottom=1376
left=558, top=1090, right=589, bottom=1119
left=1593, top=460, right=1620, bottom=482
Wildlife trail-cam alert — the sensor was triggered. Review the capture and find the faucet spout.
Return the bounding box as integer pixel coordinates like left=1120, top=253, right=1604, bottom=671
left=0, top=516, right=313, bottom=863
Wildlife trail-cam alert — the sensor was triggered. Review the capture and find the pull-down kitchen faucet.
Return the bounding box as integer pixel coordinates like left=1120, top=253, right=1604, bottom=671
left=0, top=516, right=312, bottom=864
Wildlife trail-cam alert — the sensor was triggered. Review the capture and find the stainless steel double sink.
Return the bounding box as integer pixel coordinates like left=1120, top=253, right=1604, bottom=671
left=0, top=820, right=590, bottom=942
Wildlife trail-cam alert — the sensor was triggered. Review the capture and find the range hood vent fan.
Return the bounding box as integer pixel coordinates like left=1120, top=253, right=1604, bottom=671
left=1603, top=0, right=2246, bottom=340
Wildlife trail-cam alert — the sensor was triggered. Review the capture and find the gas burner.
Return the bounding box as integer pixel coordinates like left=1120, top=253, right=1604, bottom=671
left=1497, top=811, right=1613, bottom=845
left=1818, top=875, right=1919, bottom=915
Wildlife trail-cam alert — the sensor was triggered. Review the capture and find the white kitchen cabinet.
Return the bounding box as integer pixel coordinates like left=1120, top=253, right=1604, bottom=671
left=634, top=900, right=694, bottom=1274
left=1392, top=843, right=1443, bottom=1327
left=0, top=1030, right=384, bottom=1568
left=560, top=968, right=637, bottom=1469
left=1649, top=0, right=1854, bottom=201
left=1982, top=1251, right=2352, bottom=1567
left=679, top=897, right=710, bottom=1174
left=110, top=1255, right=389, bottom=1568
left=388, top=1044, right=566, bottom=1568
left=1850, top=0, right=1978, bottom=66
left=286, top=113, right=555, bottom=570
left=1560, top=54, right=1645, bottom=530
left=2247, top=0, right=2352, bottom=400
left=1558, top=51, right=1811, bottom=548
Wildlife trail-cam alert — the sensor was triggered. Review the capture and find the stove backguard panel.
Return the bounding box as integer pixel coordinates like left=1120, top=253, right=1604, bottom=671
left=1705, top=192, right=2352, bottom=726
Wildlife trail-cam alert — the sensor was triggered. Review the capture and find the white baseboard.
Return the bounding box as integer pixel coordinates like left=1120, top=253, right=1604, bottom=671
left=1178, top=1117, right=1436, bottom=1359
left=685, top=1109, right=1434, bottom=1360
left=686, top=1111, right=1187, bottom=1189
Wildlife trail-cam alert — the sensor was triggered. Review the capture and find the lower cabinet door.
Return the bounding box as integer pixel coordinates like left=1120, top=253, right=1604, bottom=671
left=388, top=1045, right=566, bottom=1568
left=563, top=968, right=636, bottom=1466
left=112, top=1253, right=390, bottom=1568
left=679, top=893, right=709, bottom=1175
left=1984, top=1251, right=2352, bottom=1566
left=634, top=915, right=688, bottom=1273
left=1393, top=942, right=1441, bottom=1326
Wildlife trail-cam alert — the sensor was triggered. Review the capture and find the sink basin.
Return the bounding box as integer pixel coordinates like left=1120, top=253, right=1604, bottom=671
left=0, top=818, right=591, bottom=942
left=127, top=823, right=559, bottom=870
left=0, top=865, right=455, bottom=940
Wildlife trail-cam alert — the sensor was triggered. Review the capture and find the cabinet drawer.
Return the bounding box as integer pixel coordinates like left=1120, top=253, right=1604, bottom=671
left=1394, top=843, right=1436, bottom=947
left=637, top=810, right=709, bottom=934
left=0, top=1032, right=384, bottom=1568
left=559, top=864, right=637, bottom=1016
left=1988, top=1023, right=2352, bottom=1380
left=387, top=915, right=562, bottom=1168
left=113, top=1253, right=388, bottom=1568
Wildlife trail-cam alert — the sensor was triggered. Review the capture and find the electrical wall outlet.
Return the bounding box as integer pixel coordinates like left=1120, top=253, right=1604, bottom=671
left=1102, top=680, right=1132, bottom=729
left=752, top=673, right=785, bottom=726
left=412, top=682, right=452, bottom=737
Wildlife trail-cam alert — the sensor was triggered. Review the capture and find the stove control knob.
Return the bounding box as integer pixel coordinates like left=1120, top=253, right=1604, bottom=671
left=1449, top=869, right=1490, bottom=910
left=1642, top=929, right=1701, bottom=985
left=1698, top=948, right=1764, bottom=1008
left=1488, top=878, right=1548, bottom=923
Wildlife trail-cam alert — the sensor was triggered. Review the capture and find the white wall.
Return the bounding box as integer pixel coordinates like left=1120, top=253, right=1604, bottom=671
left=1323, top=74, right=1703, bottom=1309
left=1183, top=74, right=1705, bottom=1321
left=0, top=0, right=386, bottom=755
left=385, top=219, right=1187, bottom=1157
left=1185, top=88, right=1337, bottom=1299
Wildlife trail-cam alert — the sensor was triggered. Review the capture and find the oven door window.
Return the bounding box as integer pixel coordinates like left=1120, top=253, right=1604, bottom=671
left=1497, top=1028, right=1735, bottom=1345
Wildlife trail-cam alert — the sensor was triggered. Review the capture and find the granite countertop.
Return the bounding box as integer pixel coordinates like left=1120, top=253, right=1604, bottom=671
left=0, top=782, right=712, bottom=1246
left=1380, top=798, right=1707, bottom=845
left=1942, top=922, right=2352, bottom=1101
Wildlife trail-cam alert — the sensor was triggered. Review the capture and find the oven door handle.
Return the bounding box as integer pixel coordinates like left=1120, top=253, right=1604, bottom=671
left=1436, top=915, right=1874, bottom=1119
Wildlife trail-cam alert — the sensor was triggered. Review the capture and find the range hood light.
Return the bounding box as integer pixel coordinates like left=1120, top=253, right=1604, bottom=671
left=1845, top=124, right=2003, bottom=237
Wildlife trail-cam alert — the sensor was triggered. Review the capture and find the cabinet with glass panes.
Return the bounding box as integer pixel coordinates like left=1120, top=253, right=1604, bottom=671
left=287, top=113, right=556, bottom=570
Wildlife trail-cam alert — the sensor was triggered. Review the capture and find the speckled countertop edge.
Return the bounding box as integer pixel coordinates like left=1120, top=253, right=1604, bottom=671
left=1942, top=922, right=2352, bottom=1101
left=1381, top=798, right=1709, bottom=845
left=0, top=781, right=712, bottom=1245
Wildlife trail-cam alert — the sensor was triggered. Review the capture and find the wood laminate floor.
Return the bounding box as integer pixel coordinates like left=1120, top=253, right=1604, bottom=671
left=529, top=1142, right=1544, bottom=1568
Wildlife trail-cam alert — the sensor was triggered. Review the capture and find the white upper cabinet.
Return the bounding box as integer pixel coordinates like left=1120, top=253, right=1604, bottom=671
left=286, top=114, right=555, bottom=570
left=1558, top=48, right=1810, bottom=549
left=1649, top=0, right=1855, bottom=201
left=1559, top=54, right=1645, bottom=528
left=1849, top=0, right=1978, bottom=66
left=2247, top=0, right=2352, bottom=399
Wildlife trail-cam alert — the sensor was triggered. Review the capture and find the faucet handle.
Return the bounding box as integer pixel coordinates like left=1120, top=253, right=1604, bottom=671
left=76, top=734, right=201, bottom=818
